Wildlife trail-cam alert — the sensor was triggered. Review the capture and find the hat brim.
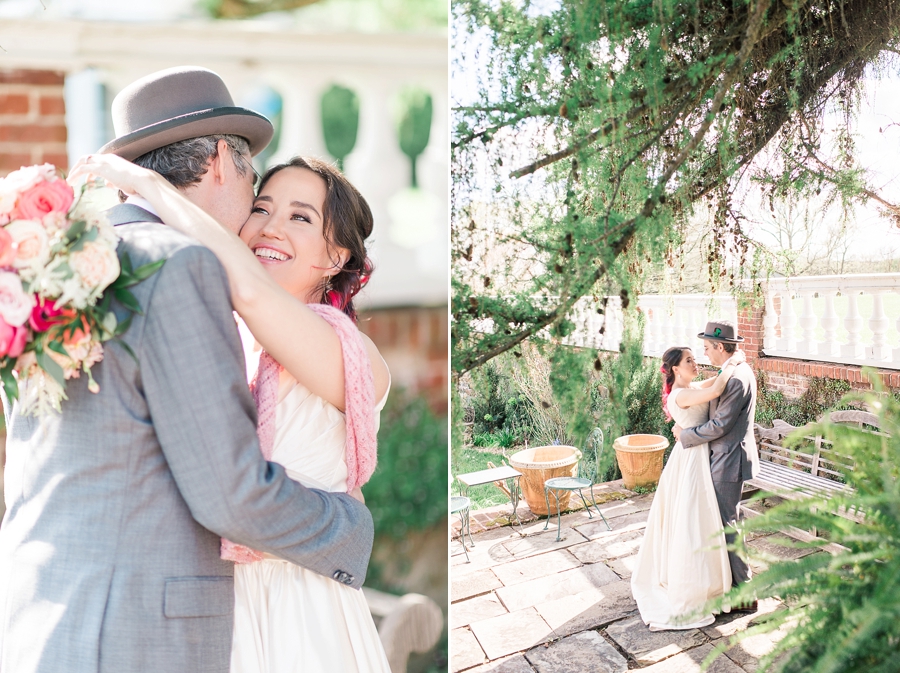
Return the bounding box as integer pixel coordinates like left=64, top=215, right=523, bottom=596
left=99, top=106, right=274, bottom=161
left=697, top=331, right=744, bottom=343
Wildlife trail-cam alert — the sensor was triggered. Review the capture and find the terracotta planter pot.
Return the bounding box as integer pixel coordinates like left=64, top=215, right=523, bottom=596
left=613, top=434, right=669, bottom=490
left=508, top=445, right=581, bottom=516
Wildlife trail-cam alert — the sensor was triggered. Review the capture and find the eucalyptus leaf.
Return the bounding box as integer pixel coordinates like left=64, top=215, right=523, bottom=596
left=36, top=350, right=66, bottom=387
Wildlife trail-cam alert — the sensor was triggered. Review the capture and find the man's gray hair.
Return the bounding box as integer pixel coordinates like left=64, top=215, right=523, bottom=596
left=132, top=134, right=251, bottom=189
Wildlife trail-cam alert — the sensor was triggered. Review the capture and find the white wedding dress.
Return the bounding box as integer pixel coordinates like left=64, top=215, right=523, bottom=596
left=231, top=327, right=392, bottom=673
left=630, top=387, right=732, bottom=630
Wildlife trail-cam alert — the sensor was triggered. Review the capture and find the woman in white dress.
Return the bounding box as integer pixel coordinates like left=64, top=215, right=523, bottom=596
left=73, top=152, right=393, bottom=672
left=631, top=346, right=743, bottom=631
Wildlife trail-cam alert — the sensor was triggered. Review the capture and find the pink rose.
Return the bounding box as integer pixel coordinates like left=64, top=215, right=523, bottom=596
left=0, top=271, right=33, bottom=327
left=11, top=179, right=74, bottom=221
left=30, top=296, right=75, bottom=332
left=8, top=323, right=27, bottom=357
left=0, top=227, right=14, bottom=267
left=0, top=317, right=26, bottom=358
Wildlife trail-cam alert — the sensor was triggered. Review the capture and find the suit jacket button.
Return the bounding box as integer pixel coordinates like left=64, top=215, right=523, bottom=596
left=333, top=570, right=343, bottom=581
left=342, top=574, right=354, bottom=585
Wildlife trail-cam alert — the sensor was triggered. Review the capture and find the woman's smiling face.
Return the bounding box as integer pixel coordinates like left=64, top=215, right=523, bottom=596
left=239, top=166, right=348, bottom=301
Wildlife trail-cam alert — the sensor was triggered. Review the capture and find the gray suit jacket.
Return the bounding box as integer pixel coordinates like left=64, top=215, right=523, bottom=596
left=679, top=361, right=760, bottom=483
left=0, top=205, right=373, bottom=673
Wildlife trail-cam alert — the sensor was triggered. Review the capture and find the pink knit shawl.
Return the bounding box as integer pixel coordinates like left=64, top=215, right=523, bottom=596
left=220, top=303, right=378, bottom=564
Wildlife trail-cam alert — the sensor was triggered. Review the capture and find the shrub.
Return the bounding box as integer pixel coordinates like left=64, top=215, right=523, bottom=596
left=364, top=390, right=447, bottom=539
left=710, top=375, right=900, bottom=672
left=755, top=372, right=854, bottom=428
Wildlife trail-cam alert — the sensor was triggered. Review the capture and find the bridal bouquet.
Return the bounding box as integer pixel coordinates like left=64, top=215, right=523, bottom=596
left=0, top=164, right=162, bottom=416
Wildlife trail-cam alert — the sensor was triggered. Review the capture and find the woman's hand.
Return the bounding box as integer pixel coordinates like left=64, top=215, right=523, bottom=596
left=729, top=349, right=746, bottom=366
left=68, top=153, right=161, bottom=198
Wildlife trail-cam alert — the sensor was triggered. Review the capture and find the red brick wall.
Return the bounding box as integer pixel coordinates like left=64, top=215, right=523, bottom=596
left=0, top=69, right=68, bottom=176
left=357, top=306, right=448, bottom=415
left=739, top=304, right=899, bottom=398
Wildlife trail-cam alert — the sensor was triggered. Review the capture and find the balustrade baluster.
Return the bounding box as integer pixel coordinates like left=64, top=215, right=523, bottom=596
left=777, top=290, right=797, bottom=352
left=820, top=290, right=838, bottom=358
left=763, top=290, right=778, bottom=351
left=798, top=290, right=818, bottom=357
left=572, top=303, right=585, bottom=348
left=841, top=291, right=864, bottom=360
left=868, top=290, right=890, bottom=361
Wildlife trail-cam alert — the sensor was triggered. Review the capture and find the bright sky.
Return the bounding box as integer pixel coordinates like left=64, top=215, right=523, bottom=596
left=452, top=12, right=900, bottom=263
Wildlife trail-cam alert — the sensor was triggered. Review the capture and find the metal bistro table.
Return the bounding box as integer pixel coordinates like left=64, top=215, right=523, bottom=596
left=456, top=465, right=524, bottom=535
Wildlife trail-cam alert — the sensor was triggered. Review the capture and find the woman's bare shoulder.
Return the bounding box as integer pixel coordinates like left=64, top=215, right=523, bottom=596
left=361, top=333, right=391, bottom=401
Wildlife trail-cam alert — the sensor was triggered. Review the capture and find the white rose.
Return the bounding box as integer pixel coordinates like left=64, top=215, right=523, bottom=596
left=0, top=271, right=33, bottom=327
left=7, top=219, right=50, bottom=275
left=0, top=185, right=17, bottom=219
left=71, top=240, right=120, bottom=292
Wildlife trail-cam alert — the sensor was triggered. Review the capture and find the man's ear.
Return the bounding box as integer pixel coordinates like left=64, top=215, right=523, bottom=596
left=208, top=139, right=230, bottom=186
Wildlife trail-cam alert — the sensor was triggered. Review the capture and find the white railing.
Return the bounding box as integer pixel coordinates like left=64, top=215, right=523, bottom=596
left=562, top=294, right=738, bottom=365
left=762, top=274, right=900, bottom=370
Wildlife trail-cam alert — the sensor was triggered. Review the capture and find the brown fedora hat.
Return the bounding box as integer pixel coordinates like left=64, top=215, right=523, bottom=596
left=697, top=319, right=744, bottom=343
left=99, top=66, right=274, bottom=160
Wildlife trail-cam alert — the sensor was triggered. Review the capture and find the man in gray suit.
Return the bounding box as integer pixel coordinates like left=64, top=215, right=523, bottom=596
left=0, top=67, right=372, bottom=673
left=673, top=320, right=760, bottom=608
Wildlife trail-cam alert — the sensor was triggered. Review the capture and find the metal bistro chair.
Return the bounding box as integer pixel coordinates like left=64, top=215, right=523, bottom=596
left=543, top=428, right=611, bottom=541
left=450, top=495, right=474, bottom=562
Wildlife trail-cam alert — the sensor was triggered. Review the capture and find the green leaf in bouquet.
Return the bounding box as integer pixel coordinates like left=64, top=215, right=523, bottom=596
left=54, top=262, right=74, bottom=280
left=0, top=360, right=19, bottom=403
left=114, top=287, right=142, bottom=314
left=101, top=311, right=118, bottom=338
left=36, top=349, right=65, bottom=388
left=130, top=258, right=166, bottom=283
left=119, top=252, right=135, bottom=278
left=46, top=340, right=68, bottom=357
left=113, top=313, right=132, bottom=337
left=115, top=338, right=139, bottom=365
left=70, top=226, right=99, bottom=252
left=64, top=219, right=87, bottom=243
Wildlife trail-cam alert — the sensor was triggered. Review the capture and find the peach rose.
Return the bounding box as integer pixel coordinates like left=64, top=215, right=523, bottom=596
left=71, top=240, right=120, bottom=290
left=0, top=227, right=15, bottom=267
left=7, top=220, right=50, bottom=272
left=12, top=179, right=74, bottom=221
left=0, top=271, right=33, bottom=327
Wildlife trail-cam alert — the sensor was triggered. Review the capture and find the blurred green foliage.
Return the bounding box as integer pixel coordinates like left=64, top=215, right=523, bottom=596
left=364, top=389, right=447, bottom=539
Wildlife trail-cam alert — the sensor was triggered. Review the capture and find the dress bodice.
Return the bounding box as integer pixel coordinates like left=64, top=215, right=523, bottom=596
left=238, top=318, right=389, bottom=494
left=667, top=387, right=710, bottom=430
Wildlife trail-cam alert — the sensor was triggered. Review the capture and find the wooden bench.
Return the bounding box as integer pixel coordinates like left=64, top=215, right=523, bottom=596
left=741, top=410, right=879, bottom=551
left=364, top=587, right=443, bottom=673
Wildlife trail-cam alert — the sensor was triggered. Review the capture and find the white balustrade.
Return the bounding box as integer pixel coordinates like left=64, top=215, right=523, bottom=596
left=556, top=294, right=738, bottom=364
left=762, top=274, right=900, bottom=370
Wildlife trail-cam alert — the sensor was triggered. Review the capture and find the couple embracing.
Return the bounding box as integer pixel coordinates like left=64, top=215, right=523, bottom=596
left=0, top=66, right=394, bottom=672
left=632, top=320, right=761, bottom=631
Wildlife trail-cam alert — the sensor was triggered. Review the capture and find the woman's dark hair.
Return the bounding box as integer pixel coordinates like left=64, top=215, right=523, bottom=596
left=257, top=156, right=374, bottom=321
left=660, top=346, right=690, bottom=421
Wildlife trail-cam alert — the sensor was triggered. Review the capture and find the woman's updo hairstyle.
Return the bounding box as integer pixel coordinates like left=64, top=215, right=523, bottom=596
left=256, top=156, right=374, bottom=321
left=660, top=347, right=689, bottom=421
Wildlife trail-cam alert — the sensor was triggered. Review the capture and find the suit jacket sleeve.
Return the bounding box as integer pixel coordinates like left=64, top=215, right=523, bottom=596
left=138, top=245, right=373, bottom=588
left=679, top=374, right=750, bottom=449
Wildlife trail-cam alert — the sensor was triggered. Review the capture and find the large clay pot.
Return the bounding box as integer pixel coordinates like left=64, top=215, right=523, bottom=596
left=508, top=445, right=581, bottom=516
left=613, top=434, right=668, bottom=490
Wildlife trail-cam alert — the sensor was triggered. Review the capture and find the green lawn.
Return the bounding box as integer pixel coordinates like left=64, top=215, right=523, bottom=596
left=453, top=447, right=518, bottom=510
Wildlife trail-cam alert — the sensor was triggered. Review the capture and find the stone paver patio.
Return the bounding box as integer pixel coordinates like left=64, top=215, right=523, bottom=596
left=451, top=481, right=801, bottom=672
